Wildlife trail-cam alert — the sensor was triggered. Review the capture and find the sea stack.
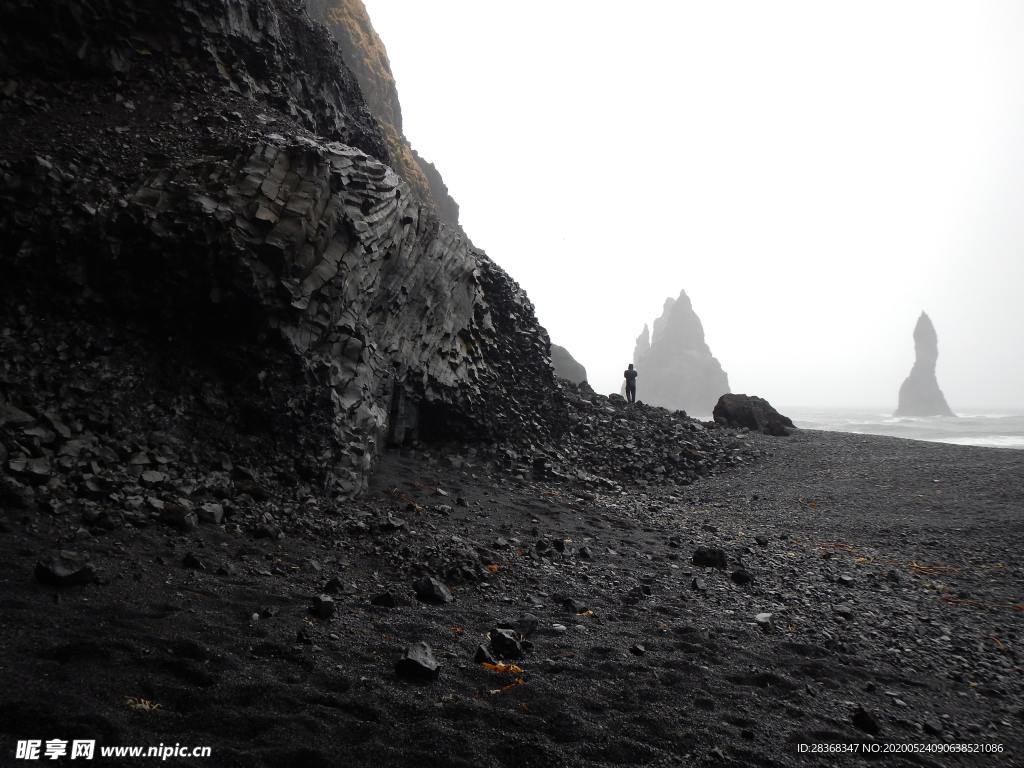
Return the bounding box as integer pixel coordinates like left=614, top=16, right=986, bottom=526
left=550, top=344, right=588, bottom=384
left=895, top=312, right=955, bottom=417
left=631, top=290, right=730, bottom=415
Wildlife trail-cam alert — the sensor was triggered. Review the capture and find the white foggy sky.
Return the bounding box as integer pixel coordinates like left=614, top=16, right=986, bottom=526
left=362, top=0, right=1024, bottom=408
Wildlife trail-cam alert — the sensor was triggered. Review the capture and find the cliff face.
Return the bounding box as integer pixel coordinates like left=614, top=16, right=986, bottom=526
left=631, top=290, right=730, bottom=415
left=304, top=0, right=460, bottom=225
left=0, top=0, right=559, bottom=495
left=895, top=312, right=955, bottom=417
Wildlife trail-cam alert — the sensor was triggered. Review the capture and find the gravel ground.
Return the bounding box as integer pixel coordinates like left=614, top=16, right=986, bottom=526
left=1, top=428, right=1022, bottom=768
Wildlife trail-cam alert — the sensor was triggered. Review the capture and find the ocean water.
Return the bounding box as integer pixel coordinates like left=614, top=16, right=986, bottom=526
left=783, top=407, right=1024, bottom=450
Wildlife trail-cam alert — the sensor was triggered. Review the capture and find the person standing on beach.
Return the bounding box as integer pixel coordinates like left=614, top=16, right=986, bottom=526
left=623, top=363, right=638, bottom=404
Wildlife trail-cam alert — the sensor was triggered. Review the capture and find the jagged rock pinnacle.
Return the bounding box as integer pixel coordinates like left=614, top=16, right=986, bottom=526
left=894, top=311, right=955, bottom=417
left=631, top=290, right=729, bottom=415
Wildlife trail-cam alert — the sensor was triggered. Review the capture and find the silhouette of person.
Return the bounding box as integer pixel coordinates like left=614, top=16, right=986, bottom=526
left=623, top=363, right=638, bottom=404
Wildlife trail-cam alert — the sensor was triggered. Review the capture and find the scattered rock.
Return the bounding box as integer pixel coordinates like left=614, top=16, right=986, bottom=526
left=852, top=705, right=881, bottom=735
left=473, top=644, right=497, bottom=664
left=310, top=594, right=336, bottom=620
left=182, top=552, right=207, bottom=571
left=489, top=628, right=524, bottom=660
left=160, top=505, right=198, bottom=531
left=34, top=552, right=97, bottom=587
left=692, top=547, right=727, bottom=569
left=370, top=591, right=400, bottom=608
left=396, top=642, right=439, bottom=683
left=198, top=502, right=225, bottom=524
left=730, top=568, right=754, bottom=586
left=414, top=576, right=453, bottom=604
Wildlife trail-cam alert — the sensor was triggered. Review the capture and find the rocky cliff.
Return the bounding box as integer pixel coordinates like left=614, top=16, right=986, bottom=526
left=549, top=344, right=588, bottom=384
left=895, top=312, right=955, bottom=417
left=631, top=290, right=730, bottom=415
left=304, top=0, right=460, bottom=225
left=0, top=0, right=559, bottom=495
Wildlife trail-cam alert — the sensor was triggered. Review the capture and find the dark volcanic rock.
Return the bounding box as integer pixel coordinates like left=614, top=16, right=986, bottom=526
left=713, top=394, right=795, bottom=436
left=895, top=312, right=955, bottom=417
left=629, top=290, right=730, bottom=415
left=395, top=641, right=439, bottom=683
left=0, top=0, right=563, bottom=498
left=310, top=594, right=336, bottom=619
left=413, top=576, right=453, bottom=604
left=549, top=343, right=588, bottom=384
left=489, top=628, right=525, bottom=660
left=692, top=547, right=727, bottom=569
left=852, top=705, right=881, bottom=735
left=34, top=552, right=97, bottom=587
left=304, top=0, right=461, bottom=225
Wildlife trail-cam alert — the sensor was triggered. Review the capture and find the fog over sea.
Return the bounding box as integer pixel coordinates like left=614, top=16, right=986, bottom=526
left=783, top=407, right=1024, bottom=449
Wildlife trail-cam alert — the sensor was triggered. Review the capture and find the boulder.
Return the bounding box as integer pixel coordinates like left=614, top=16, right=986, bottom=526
left=713, top=394, right=794, bottom=436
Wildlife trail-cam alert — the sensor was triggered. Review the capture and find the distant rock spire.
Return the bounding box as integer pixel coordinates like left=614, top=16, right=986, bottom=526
left=894, top=311, right=955, bottom=417
left=629, top=289, right=729, bottom=415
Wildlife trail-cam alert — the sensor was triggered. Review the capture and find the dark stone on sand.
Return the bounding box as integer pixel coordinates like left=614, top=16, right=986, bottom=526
left=754, top=535, right=769, bottom=547
left=692, top=547, right=727, bottom=569
left=512, top=614, right=539, bottom=638
left=558, top=596, right=588, bottom=614
left=691, top=577, right=707, bottom=592
left=630, top=644, right=646, bottom=656
left=182, top=552, right=207, bottom=571
left=396, top=642, right=439, bottom=683
left=198, top=502, right=225, bottom=524
left=713, top=394, right=794, bottom=436
left=414, top=576, right=453, bottom=604
left=730, top=568, right=754, bottom=586
left=923, top=720, right=943, bottom=736
left=490, top=628, right=525, bottom=660
left=895, top=312, right=955, bottom=417
left=474, top=644, right=497, bottom=664
left=852, top=705, right=881, bottom=735
left=833, top=604, right=855, bottom=621
left=34, top=552, right=97, bottom=587
left=160, top=505, right=198, bottom=531
left=322, top=577, right=344, bottom=594
left=310, top=594, right=336, bottom=619
left=371, top=591, right=400, bottom=608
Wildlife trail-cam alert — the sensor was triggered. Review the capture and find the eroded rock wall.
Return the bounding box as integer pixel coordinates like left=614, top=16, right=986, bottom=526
left=0, top=0, right=560, bottom=495
left=305, top=0, right=461, bottom=225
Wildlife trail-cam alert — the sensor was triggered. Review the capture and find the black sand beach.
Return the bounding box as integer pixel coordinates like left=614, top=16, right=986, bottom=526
left=2, top=428, right=1021, bottom=767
